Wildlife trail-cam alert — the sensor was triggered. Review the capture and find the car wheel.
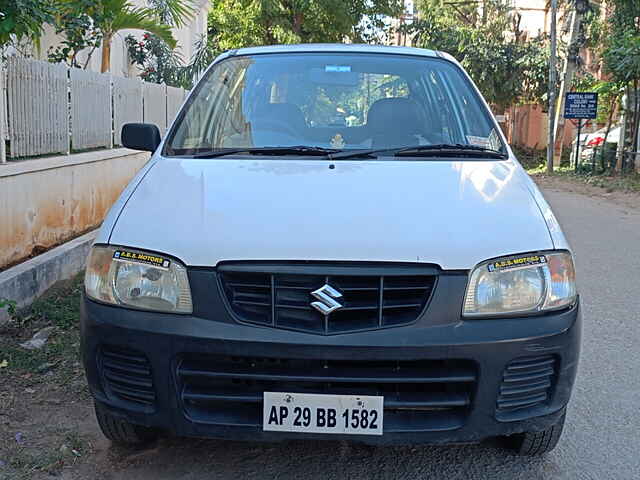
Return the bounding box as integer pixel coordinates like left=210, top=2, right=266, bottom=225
left=506, top=411, right=566, bottom=456
left=94, top=402, right=159, bottom=446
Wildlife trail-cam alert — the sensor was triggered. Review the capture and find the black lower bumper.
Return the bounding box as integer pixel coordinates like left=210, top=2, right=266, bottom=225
left=80, top=296, right=580, bottom=445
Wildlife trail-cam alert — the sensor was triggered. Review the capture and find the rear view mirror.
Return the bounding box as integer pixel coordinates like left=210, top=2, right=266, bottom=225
left=309, top=67, right=359, bottom=86
left=122, top=123, right=161, bottom=152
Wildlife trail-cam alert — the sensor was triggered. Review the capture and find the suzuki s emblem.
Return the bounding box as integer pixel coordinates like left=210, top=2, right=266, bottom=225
left=310, top=284, right=343, bottom=315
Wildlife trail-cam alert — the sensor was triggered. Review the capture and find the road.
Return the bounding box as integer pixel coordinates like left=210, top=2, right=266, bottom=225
left=69, top=182, right=640, bottom=480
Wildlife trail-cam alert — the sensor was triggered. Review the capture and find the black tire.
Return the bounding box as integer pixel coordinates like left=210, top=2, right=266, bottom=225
left=94, top=403, right=159, bottom=446
left=507, top=412, right=566, bottom=456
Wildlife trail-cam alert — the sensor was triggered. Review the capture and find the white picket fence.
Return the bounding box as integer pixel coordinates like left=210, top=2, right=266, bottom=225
left=0, top=57, right=189, bottom=162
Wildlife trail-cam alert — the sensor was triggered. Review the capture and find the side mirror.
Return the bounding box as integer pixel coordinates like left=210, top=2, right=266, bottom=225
left=122, top=123, right=161, bottom=152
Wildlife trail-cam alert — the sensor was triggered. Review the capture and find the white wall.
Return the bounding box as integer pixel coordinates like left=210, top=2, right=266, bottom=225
left=512, top=0, right=548, bottom=38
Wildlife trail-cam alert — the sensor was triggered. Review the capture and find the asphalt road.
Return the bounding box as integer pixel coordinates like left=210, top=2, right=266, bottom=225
left=83, top=185, right=640, bottom=480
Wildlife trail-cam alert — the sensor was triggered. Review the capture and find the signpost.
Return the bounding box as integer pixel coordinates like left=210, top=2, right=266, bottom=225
left=564, top=92, right=598, bottom=172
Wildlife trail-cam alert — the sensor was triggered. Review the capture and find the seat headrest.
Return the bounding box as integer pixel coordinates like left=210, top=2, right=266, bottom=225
left=367, top=97, right=422, bottom=134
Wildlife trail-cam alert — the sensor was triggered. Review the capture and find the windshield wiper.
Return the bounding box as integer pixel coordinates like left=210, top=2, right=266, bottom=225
left=183, top=145, right=341, bottom=159
left=329, top=143, right=507, bottom=160
left=395, top=144, right=508, bottom=158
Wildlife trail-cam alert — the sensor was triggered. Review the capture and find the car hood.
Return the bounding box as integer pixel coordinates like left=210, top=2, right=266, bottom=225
left=108, top=157, right=555, bottom=270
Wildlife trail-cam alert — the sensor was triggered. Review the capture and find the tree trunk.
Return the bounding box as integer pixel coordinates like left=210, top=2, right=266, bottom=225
left=292, top=12, right=304, bottom=37
left=101, top=33, right=112, bottom=73
left=263, top=18, right=276, bottom=45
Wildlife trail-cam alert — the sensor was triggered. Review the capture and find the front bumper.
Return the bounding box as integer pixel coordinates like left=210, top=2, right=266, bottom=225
left=80, top=286, right=581, bottom=445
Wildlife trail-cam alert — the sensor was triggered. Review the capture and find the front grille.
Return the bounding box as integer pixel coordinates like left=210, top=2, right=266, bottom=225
left=99, top=345, right=155, bottom=411
left=497, top=355, right=556, bottom=414
left=176, top=354, right=476, bottom=432
left=219, top=265, right=436, bottom=334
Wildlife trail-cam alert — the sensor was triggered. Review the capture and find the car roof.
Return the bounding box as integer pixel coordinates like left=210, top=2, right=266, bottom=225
left=232, top=43, right=439, bottom=58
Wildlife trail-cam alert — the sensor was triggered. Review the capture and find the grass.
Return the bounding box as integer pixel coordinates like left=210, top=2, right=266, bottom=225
left=4, top=431, right=89, bottom=480
left=512, top=143, right=640, bottom=194
left=0, top=274, right=83, bottom=374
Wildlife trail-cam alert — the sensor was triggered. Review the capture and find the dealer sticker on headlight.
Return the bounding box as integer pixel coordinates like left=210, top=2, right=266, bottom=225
left=487, top=254, right=546, bottom=272
left=113, top=250, right=171, bottom=269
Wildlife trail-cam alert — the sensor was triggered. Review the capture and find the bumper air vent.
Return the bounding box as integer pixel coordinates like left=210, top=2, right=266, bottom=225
left=497, top=355, right=557, bottom=415
left=99, top=345, right=155, bottom=411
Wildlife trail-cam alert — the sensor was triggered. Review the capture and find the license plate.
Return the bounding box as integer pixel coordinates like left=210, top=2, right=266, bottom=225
left=263, top=392, right=383, bottom=435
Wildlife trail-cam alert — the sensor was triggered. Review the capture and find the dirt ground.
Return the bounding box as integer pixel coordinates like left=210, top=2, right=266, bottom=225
left=532, top=173, right=640, bottom=211
left=0, top=277, right=164, bottom=480
left=1, top=176, right=639, bottom=480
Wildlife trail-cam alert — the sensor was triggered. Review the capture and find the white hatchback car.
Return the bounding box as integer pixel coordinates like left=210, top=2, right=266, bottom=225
left=82, top=44, right=580, bottom=455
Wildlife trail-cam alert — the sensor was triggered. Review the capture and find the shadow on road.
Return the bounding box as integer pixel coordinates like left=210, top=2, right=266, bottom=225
left=97, top=435, right=563, bottom=480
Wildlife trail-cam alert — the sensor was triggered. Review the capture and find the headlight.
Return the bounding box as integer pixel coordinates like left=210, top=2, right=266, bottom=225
left=463, top=251, right=576, bottom=317
left=85, top=245, right=192, bottom=313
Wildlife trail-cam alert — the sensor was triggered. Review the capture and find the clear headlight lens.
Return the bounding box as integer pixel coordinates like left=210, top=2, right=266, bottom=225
left=463, top=251, right=576, bottom=317
left=85, top=245, right=192, bottom=313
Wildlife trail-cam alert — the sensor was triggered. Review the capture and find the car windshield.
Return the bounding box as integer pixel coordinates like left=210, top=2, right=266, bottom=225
left=164, top=52, right=505, bottom=157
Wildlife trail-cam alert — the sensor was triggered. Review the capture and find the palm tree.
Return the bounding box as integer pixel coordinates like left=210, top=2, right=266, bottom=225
left=146, top=0, right=195, bottom=27
left=96, top=0, right=193, bottom=73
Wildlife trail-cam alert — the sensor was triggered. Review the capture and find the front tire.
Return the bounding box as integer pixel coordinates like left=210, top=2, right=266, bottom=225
left=94, top=403, right=159, bottom=446
left=506, top=412, right=566, bottom=455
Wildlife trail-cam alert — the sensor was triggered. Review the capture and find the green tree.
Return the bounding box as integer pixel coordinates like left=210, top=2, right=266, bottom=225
left=0, top=0, right=55, bottom=49
left=125, top=32, right=183, bottom=84
left=208, top=0, right=404, bottom=51
left=94, top=0, right=179, bottom=73
left=47, top=0, right=103, bottom=68
left=125, top=32, right=217, bottom=88
left=127, top=0, right=402, bottom=88
left=123, top=0, right=208, bottom=88
left=601, top=0, right=640, bottom=162
left=146, top=0, right=194, bottom=27
left=406, top=0, right=549, bottom=110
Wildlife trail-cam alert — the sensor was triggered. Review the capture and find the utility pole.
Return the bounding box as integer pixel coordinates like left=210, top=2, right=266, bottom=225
left=547, top=0, right=558, bottom=174
left=552, top=7, right=584, bottom=166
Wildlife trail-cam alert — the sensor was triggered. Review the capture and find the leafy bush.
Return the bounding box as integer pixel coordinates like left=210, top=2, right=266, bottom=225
left=0, top=297, right=17, bottom=317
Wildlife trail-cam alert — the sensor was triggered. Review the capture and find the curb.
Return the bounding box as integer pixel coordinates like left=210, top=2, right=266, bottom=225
left=0, top=230, right=97, bottom=324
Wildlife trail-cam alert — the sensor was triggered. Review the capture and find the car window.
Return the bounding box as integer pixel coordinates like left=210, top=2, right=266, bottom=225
left=166, top=53, right=504, bottom=155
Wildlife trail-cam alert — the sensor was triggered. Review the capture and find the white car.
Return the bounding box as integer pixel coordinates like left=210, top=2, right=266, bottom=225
left=81, top=44, right=580, bottom=455
left=574, top=125, right=621, bottom=166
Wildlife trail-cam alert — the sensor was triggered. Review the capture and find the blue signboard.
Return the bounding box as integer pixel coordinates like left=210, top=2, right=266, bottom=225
left=564, top=92, right=598, bottom=119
